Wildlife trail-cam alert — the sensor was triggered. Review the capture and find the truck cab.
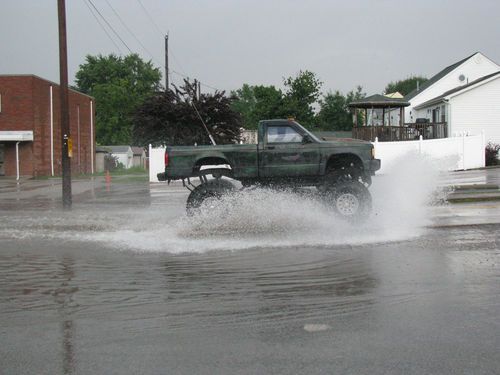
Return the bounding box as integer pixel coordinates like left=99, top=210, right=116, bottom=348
left=257, top=119, right=323, bottom=178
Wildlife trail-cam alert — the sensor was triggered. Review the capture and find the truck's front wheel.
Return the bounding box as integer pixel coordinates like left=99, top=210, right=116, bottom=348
left=186, top=179, right=236, bottom=216
left=324, top=181, right=372, bottom=222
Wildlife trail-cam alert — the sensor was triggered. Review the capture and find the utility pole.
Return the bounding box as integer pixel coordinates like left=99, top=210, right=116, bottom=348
left=164, top=33, right=169, bottom=90
left=57, top=0, right=72, bottom=209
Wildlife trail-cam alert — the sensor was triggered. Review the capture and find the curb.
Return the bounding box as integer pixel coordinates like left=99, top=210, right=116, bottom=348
left=447, top=196, right=500, bottom=203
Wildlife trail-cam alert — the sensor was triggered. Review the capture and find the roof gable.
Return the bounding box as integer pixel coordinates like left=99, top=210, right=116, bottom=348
left=405, top=52, right=479, bottom=101
left=414, top=71, right=500, bottom=109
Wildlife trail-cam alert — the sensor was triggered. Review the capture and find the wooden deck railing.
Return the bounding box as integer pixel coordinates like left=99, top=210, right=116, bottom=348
left=352, top=123, right=447, bottom=142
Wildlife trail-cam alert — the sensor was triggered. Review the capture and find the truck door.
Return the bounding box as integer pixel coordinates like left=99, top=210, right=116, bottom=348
left=259, top=124, right=320, bottom=177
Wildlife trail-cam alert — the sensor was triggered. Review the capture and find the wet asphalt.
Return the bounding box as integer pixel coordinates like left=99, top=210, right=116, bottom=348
left=0, top=172, right=499, bottom=374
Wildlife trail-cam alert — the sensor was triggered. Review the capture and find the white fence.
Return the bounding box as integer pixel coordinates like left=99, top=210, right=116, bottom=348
left=149, top=133, right=486, bottom=182
left=373, top=133, right=486, bottom=173
left=149, top=145, right=166, bottom=182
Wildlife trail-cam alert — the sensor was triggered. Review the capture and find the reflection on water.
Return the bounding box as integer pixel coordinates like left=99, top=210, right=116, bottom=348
left=57, top=257, right=76, bottom=375
left=0, top=242, right=378, bottom=330
left=1, top=224, right=499, bottom=374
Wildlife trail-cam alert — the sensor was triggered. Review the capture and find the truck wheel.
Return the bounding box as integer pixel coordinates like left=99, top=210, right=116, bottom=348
left=186, top=178, right=236, bottom=216
left=325, top=181, right=372, bottom=222
left=322, top=164, right=373, bottom=187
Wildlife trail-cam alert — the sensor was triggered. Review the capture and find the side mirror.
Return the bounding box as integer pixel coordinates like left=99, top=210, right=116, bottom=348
left=302, top=134, right=312, bottom=144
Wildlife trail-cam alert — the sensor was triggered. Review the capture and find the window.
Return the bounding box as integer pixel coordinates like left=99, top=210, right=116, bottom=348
left=267, top=126, right=303, bottom=143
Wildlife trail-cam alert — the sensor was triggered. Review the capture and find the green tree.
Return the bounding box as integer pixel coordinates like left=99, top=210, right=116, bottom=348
left=317, top=86, right=365, bottom=131
left=231, top=84, right=285, bottom=129
left=283, top=70, right=322, bottom=126
left=230, top=84, right=257, bottom=128
left=133, top=79, right=241, bottom=146
left=384, top=75, right=428, bottom=96
left=75, top=53, right=162, bottom=145
left=231, top=70, right=322, bottom=129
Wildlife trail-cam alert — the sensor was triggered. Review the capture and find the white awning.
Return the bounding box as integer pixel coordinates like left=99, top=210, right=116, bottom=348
left=0, top=131, right=34, bottom=141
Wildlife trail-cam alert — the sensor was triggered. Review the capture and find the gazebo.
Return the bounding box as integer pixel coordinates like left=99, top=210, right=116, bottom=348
left=348, top=94, right=411, bottom=141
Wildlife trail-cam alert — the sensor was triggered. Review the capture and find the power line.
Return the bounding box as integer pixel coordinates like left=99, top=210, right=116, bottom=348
left=83, top=0, right=123, bottom=54
left=86, top=0, right=133, bottom=54
left=136, top=0, right=164, bottom=35
left=134, top=0, right=222, bottom=92
left=104, top=0, right=157, bottom=61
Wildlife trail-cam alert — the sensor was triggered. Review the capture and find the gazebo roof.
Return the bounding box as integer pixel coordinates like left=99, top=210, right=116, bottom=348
left=348, top=94, right=410, bottom=108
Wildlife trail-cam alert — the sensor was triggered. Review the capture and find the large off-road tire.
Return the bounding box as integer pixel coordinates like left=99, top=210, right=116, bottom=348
left=186, top=178, right=236, bottom=216
left=324, top=181, right=372, bottom=222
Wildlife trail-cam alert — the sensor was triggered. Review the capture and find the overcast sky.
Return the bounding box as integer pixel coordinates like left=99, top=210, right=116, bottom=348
left=1, top=0, right=499, bottom=95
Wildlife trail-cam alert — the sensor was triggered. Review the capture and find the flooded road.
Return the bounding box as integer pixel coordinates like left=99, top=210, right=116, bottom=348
left=1, top=173, right=500, bottom=374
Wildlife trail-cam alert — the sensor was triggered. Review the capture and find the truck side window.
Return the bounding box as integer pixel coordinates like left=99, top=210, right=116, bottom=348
left=267, top=126, right=303, bottom=143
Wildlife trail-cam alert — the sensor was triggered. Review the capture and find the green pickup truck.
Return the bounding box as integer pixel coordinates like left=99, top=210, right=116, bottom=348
left=158, top=119, right=380, bottom=221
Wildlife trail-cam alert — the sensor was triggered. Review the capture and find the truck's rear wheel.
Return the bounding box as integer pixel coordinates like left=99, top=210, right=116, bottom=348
left=186, top=178, right=236, bottom=216
left=324, top=181, right=372, bottom=222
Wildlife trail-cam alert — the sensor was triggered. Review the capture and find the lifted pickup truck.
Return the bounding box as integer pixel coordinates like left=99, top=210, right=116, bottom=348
left=158, top=119, right=380, bottom=221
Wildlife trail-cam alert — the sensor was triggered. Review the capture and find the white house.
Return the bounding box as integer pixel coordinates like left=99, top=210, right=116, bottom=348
left=414, top=71, right=500, bottom=144
left=404, top=52, right=500, bottom=124
left=105, top=145, right=134, bottom=169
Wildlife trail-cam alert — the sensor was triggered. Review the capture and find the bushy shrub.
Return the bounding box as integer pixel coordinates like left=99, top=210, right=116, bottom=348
left=485, top=142, right=500, bottom=166
left=104, top=154, right=119, bottom=171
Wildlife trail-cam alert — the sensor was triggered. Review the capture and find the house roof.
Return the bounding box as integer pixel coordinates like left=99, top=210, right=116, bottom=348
left=404, top=52, right=479, bottom=101
left=131, top=146, right=145, bottom=155
left=385, top=92, right=404, bottom=99
left=414, top=71, right=500, bottom=110
left=348, top=94, right=410, bottom=108
left=0, top=74, right=94, bottom=100
left=102, top=145, right=132, bottom=154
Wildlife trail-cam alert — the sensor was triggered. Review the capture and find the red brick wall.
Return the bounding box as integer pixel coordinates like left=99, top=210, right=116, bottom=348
left=0, top=75, right=95, bottom=177
left=3, top=143, right=33, bottom=176
left=0, top=76, right=35, bottom=176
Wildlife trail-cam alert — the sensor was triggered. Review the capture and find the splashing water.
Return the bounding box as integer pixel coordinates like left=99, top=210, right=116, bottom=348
left=1, top=153, right=453, bottom=253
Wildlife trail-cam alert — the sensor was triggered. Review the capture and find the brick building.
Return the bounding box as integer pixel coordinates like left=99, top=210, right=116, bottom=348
left=0, top=75, right=95, bottom=177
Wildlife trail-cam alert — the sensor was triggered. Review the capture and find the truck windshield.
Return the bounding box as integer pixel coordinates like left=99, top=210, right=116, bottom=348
left=292, top=121, right=322, bottom=142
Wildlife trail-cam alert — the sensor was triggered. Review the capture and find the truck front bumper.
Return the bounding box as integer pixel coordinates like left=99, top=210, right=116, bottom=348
left=364, top=159, right=381, bottom=175
left=370, top=159, right=381, bottom=172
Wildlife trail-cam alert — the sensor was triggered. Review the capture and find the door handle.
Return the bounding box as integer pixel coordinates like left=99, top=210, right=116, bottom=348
left=267, top=146, right=275, bottom=150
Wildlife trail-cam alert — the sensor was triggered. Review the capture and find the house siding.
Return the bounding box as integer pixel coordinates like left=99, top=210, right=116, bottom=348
left=114, top=150, right=133, bottom=169
left=448, top=77, right=500, bottom=144
left=406, top=53, right=500, bottom=122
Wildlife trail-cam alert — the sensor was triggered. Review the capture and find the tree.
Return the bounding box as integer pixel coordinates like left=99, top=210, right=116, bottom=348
left=384, top=75, right=428, bottom=96
left=133, top=79, right=241, bottom=147
left=231, top=70, right=322, bottom=129
left=231, top=84, right=285, bottom=129
left=317, top=86, right=365, bottom=131
left=282, top=70, right=322, bottom=126
left=75, top=53, right=162, bottom=145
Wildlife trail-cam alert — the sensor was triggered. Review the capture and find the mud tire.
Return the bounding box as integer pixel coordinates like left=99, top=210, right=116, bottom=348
left=325, top=181, right=372, bottom=222
left=186, top=178, right=236, bottom=216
